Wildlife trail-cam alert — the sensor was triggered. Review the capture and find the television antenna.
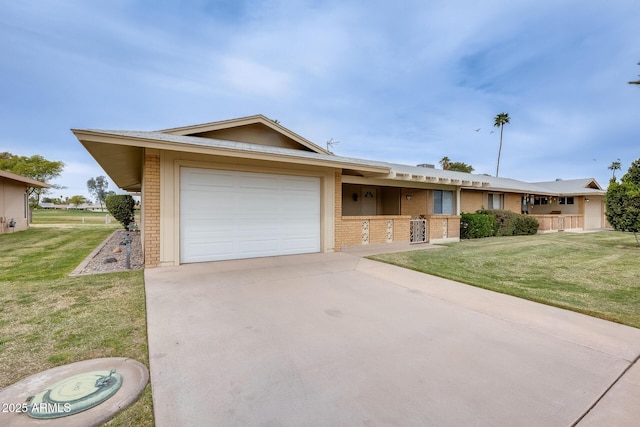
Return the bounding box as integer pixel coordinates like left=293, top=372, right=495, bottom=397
left=326, top=138, right=340, bottom=152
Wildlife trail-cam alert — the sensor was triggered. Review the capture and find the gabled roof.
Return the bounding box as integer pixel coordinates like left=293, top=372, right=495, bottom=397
left=159, top=114, right=331, bottom=155
left=71, top=128, right=390, bottom=191
left=0, top=169, right=50, bottom=188
left=533, top=178, right=605, bottom=196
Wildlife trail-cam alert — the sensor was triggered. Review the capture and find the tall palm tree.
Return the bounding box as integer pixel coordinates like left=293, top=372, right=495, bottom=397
left=439, top=156, right=451, bottom=170
left=629, top=62, right=640, bottom=85
left=493, top=112, right=510, bottom=177
left=609, top=159, right=622, bottom=179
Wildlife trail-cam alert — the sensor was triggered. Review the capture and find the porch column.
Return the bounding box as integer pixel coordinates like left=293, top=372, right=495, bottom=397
left=456, top=188, right=461, bottom=215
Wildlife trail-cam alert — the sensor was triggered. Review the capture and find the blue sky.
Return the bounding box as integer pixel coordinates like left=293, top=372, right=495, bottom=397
left=1, top=0, right=639, bottom=200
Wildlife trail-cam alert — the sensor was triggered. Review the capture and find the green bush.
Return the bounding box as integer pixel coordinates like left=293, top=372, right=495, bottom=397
left=460, top=213, right=498, bottom=239
left=514, top=215, right=540, bottom=235
left=478, top=209, right=539, bottom=236
left=105, top=194, right=135, bottom=229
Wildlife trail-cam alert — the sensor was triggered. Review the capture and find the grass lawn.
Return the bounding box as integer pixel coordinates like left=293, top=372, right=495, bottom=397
left=0, top=224, right=153, bottom=426
left=370, top=231, right=640, bottom=329
left=32, top=208, right=117, bottom=225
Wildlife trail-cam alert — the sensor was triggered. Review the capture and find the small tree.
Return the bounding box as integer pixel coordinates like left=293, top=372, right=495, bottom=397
left=606, top=159, right=640, bottom=245
left=68, top=195, right=87, bottom=208
left=87, top=176, right=110, bottom=211
left=105, top=194, right=135, bottom=229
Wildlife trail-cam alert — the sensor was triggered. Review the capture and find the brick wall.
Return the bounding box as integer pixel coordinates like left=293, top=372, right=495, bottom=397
left=400, top=189, right=428, bottom=218
left=334, top=171, right=342, bottom=251
left=143, top=152, right=160, bottom=267
left=424, top=215, right=460, bottom=241
left=341, top=215, right=411, bottom=247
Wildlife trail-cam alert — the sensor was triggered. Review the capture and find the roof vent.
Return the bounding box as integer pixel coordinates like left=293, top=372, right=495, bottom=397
left=417, top=163, right=435, bottom=168
left=555, top=178, right=563, bottom=181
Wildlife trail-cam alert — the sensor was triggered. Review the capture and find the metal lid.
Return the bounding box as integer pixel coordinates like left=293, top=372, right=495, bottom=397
left=27, top=369, right=122, bottom=419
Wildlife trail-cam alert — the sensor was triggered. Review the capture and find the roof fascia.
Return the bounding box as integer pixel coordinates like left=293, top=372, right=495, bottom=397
left=0, top=170, right=51, bottom=188
left=72, top=130, right=388, bottom=175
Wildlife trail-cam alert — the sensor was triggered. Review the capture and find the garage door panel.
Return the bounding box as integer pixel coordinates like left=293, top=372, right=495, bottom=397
left=180, top=168, right=320, bottom=263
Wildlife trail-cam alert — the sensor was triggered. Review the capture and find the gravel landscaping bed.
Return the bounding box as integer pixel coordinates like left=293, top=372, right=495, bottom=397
left=72, top=229, right=143, bottom=275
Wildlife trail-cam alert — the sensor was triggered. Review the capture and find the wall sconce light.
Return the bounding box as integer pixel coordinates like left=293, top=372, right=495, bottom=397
left=364, top=191, right=374, bottom=198
left=405, top=195, right=412, bottom=201
left=585, top=198, right=590, bottom=202
left=352, top=193, right=359, bottom=202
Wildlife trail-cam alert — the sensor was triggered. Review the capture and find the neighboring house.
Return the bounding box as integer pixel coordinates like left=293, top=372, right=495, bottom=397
left=0, top=170, right=50, bottom=233
left=72, top=115, right=607, bottom=268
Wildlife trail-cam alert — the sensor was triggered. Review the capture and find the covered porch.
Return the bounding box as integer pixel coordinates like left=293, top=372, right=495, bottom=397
left=338, top=182, right=462, bottom=247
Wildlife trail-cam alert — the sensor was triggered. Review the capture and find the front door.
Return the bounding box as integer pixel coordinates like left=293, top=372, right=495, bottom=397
left=362, top=187, right=377, bottom=216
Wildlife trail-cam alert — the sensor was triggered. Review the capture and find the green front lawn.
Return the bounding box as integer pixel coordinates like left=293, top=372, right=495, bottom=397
left=370, top=231, right=640, bottom=328
left=0, top=226, right=153, bottom=426
left=32, top=208, right=118, bottom=225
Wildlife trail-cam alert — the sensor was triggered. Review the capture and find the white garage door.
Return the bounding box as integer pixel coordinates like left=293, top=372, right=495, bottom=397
left=180, top=167, right=321, bottom=263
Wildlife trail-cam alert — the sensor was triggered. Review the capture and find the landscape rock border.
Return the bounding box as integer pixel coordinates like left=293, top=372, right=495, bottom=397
left=70, top=229, right=143, bottom=276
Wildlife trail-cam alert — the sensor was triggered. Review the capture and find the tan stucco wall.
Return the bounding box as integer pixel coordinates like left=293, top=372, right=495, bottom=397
left=400, top=188, right=428, bottom=218
left=461, top=190, right=484, bottom=213
left=0, top=178, right=28, bottom=233
left=505, top=193, right=522, bottom=212
left=156, top=150, right=337, bottom=266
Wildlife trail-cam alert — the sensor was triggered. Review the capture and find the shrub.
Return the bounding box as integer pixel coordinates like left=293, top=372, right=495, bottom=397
left=460, top=213, right=498, bottom=239
left=105, top=194, right=135, bottom=229
left=478, top=209, right=538, bottom=236
left=514, top=215, right=539, bottom=235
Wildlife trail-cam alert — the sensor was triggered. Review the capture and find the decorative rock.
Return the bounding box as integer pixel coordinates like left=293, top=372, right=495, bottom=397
left=104, top=257, right=118, bottom=264
left=112, top=246, right=122, bottom=253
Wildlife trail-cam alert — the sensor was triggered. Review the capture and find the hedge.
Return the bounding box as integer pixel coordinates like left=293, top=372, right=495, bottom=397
left=477, top=209, right=539, bottom=236
left=460, top=213, right=498, bottom=239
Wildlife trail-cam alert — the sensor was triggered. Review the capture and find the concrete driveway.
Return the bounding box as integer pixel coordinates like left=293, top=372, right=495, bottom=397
left=145, top=252, right=640, bottom=426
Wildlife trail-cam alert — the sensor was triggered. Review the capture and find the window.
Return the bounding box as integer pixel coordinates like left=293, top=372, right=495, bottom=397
left=533, top=196, right=548, bottom=205
left=488, top=193, right=503, bottom=209
left=434, top=190, right=453, bottom=214
left=559, top=197, right=574, bottom=205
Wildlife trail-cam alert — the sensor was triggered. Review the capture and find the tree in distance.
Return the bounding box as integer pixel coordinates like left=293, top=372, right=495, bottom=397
left=608, top=159, right=622, bottom=179
left=87, top=176, right=113, bottom=212
left=440, top=156, right=474, bottom=173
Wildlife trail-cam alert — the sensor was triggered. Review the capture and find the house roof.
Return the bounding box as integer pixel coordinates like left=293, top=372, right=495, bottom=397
left=73, top=117, right=602, bottom=197
left=72, top=128, right=391, bottom=191
left=533, top=178, right=606, bottom=196
left=0, top=169, right=51, bottom=188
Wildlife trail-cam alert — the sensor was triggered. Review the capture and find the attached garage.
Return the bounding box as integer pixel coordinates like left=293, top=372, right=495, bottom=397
left=180, top=167, right=321, bottom=263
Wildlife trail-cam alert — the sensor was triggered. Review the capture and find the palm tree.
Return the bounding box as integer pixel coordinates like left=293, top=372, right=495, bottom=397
left=493, top=112, right=510, bottom=177
left=439, top=156, right=451, bottom=170
left=609, top=159, right=622, bottom=179
left=629, top=62, right=640, bottom=85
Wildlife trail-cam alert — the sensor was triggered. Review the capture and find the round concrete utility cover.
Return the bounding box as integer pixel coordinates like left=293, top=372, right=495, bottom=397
left=0, top=357, right=148, bottom=427
left=27, top=369, right=122, bottom=419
